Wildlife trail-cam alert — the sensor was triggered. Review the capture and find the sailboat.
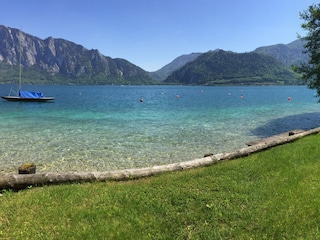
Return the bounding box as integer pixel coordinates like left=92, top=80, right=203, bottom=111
left=2, top=90, right=54, bottom=102
left=1, top=37, right=54, bottom=102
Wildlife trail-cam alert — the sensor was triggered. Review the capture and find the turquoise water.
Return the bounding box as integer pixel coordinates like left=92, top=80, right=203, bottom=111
left=0, top=85, right=319, bottom=175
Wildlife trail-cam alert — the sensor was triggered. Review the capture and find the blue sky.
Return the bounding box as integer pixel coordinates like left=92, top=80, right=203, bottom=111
left=1, top=0, right=316, bottom=71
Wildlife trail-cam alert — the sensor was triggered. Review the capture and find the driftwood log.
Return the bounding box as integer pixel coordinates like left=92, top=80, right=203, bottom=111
left=1, top=127, right=320, bottom=190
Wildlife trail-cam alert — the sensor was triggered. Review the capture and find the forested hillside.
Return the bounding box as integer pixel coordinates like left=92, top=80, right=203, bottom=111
left=163, top=50, right=301, bottom=85
left=254, top=39, right=308, bottom=66
left=149, top=53, right=201, bottom=81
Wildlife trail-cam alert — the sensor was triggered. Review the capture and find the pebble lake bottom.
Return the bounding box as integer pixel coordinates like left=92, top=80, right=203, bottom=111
left=0, top=85, right=319, bottom=175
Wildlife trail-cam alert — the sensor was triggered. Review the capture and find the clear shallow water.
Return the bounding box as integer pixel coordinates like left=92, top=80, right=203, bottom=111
left=0, top=85, right=319, bottom=175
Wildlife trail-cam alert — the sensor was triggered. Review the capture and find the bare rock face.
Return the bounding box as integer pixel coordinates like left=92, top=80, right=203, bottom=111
left=0, top=26, right=19, bottom=65
left=0, top=25, right=155, bottom=85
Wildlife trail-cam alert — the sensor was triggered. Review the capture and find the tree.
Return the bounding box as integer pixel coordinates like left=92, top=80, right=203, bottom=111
left=293, top=4, right=320, bottom=99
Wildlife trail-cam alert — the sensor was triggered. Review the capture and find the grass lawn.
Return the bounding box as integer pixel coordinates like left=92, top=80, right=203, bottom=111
left=1, top=134, right=320, bottom=239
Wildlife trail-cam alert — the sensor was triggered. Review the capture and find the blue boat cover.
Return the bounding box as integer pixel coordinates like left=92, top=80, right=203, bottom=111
left=19, top=90, right=44, bottom=98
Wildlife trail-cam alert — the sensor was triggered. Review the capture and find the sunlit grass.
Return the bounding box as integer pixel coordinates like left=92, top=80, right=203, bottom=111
left=1, top=134, right=320, bottom=239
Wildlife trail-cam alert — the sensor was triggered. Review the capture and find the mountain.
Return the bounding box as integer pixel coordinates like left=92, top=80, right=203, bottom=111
left=163, top=50, right=301, bottom=85
left=159, top=40, right=307, bottom=85
left=149, top=52, right=202, bottom=81
left=254, top=39, right=308, bottom=66
left=0, top=25, right=155, bottom=85
left=0, top=25, right=308, bottom=86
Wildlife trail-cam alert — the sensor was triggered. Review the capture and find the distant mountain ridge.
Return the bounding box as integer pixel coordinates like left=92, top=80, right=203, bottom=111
left=151, top=40, right=307, bottom=84
left=163, top=50, right=301, bottom=85
left=0, top=24, right=308, bottom=85
left=253, top=39, right=308, bottom=66
left=0, top=25, right=155, bottom=85
left=149, top=52, right=202, bottom=81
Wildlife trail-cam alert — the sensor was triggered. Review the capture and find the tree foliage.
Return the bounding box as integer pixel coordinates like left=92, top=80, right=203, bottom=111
left=293, top=4, right=320, bottom=98
left=0, top=61, right=156, bottom=85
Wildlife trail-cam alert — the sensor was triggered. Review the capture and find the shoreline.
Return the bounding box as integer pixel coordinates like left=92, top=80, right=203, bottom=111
left=1, top=127, right=320, bottom=190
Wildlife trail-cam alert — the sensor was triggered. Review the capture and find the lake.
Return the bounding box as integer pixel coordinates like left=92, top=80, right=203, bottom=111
left=0, top=85, right=319, bottom=175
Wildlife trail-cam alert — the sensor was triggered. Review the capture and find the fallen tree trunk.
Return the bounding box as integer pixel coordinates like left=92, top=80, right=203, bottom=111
left=1, top=127, right=320, bottom=190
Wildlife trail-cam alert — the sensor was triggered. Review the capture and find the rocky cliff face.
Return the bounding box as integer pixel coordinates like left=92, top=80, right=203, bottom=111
left=0, top=25, right=155, bottom=84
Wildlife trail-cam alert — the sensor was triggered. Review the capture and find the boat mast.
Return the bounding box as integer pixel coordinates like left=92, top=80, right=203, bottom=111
left=18, top=34, right=22, bottom=92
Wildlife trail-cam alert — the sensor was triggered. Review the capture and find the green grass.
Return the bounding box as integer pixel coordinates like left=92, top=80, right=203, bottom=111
left=1, top=134, right=320, bottom=239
